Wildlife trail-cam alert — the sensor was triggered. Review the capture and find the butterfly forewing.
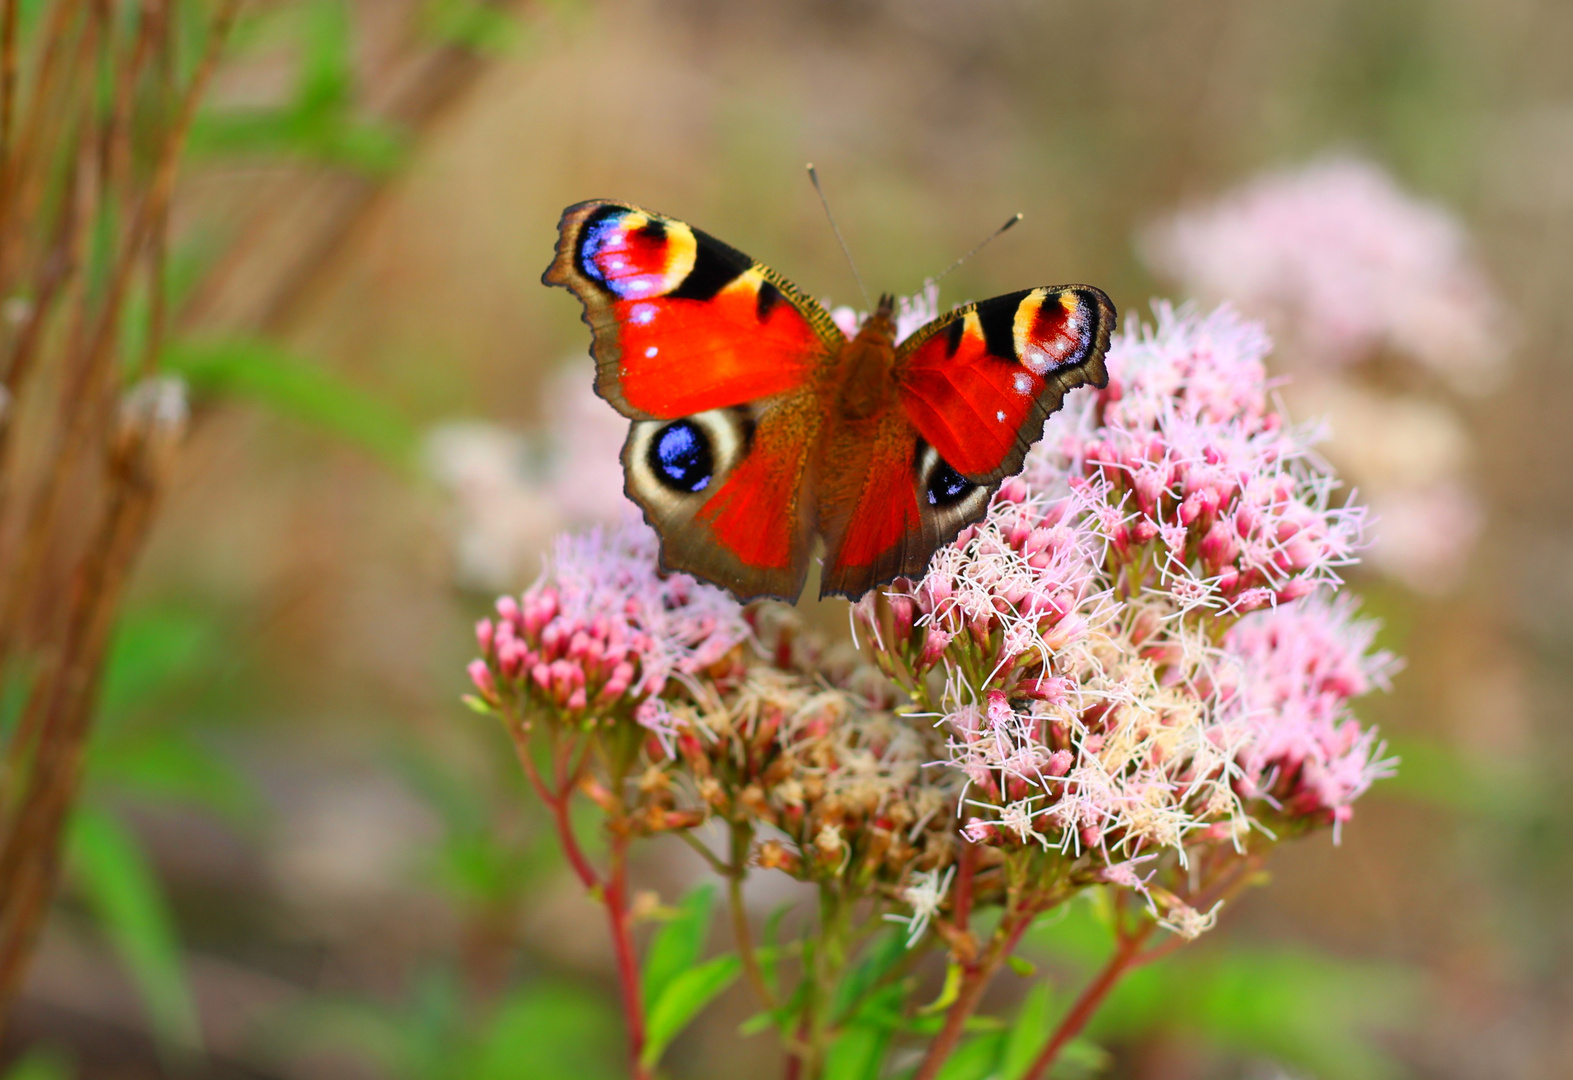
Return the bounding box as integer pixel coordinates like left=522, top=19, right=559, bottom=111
left=896, top=285, right=1114, bottom=483
left=544, top=200, right=845, bottom=600
left=817, top=286, right=1114, bottom=599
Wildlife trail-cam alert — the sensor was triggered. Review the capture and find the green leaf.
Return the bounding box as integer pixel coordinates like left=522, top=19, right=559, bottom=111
left=999, top=982, right=1054, bottom=1080
left=421, top=0, right=520, bottom=51
left=641, top=953, right=742, bottom=1068
left=641, top=883, right=716, bottom=1011
left=2, top=1048, right=73, bottom=1080
left=823, top=1023, right=890, bottom=1080
left=920, top=962, right=964, bottom=1015
left=934, top=1030, right=1006, bottom=1080
left=1084, top=947, right=1418, bottom=1080
left=833, top=929, right=910, bottom=1023
left=67, top=807, right=201, bottom=1055
left=91, top=732, right=260, bottom=827
left=163, top=337, right=416, bottom=467
left=98, top=608, right=212, bottom=718
left=468, top=984, right=621, bottom=1080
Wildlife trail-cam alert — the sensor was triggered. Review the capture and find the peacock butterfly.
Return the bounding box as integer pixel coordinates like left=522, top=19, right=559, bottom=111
left=543, top=200, right=1115, bottom=602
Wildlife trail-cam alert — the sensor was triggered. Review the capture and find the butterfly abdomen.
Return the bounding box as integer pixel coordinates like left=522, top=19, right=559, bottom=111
left=835, top=304, right=899, bottom=421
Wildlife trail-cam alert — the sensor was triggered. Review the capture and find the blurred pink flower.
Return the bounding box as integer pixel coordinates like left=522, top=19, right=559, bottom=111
left=1363, top=480, right=1483, bottom=594
left=1143, top=157, right=1508, bottom=394
left=427, top=365, right=633, bottom=591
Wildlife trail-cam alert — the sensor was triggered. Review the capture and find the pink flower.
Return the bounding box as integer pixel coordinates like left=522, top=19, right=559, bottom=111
left=867, top=302, right=1392, bottom=868
left=470, top=521, right=749, bottom=719
left=1142, top=157, right=1508, bottom=395
left=1029, top=302, right=1368, bottom=609
left=1220, top=593, right=1399, bottom=831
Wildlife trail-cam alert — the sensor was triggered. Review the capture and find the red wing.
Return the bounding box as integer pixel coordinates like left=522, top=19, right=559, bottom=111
left=816, top=409, right=993, bottom=599
left=544, top=201, right=844, bottom=420
left=546, top=201, right=841, bottom=601
left=897, top=286, right=1114, bottom=482
left=621, top=398, right=821, bottom=602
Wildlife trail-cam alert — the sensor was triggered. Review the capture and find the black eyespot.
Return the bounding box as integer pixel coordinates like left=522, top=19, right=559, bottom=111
left=927, top=458, right=976, bottom=507
left=649, top=420, right=713, bottom=493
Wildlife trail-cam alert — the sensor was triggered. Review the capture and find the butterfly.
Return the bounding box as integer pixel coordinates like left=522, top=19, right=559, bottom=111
left=544, top=200, right=1115, bottom=603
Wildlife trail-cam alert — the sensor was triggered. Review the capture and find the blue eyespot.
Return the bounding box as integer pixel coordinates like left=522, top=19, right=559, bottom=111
left=649, top=421, right=713, bottom=493
left=927, top=459, right=975, bottom=507
left=577, top=215, right=622, bottom=285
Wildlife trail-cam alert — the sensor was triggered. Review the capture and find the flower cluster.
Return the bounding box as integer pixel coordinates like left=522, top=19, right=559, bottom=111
left=1141, top=157, right=1506, bottom=593
left=1141, top=157, right=1507, bottom=393
left=467, top=522, right=750, bottom=720
left=1219, top=594, right=1398, bottom=832
left=629, top=607, right=962, bottom=883
left=864, top=303, right=1388, bottom=894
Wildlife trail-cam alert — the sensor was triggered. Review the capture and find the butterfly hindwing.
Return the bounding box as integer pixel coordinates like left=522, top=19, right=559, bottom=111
left=545, top=201, right=844, bottom=600
left=897, top=285, right=1114, bottom=481
left=818, top=286, right=1114, bottom=599
left=815, top=411, right=993, bottom=599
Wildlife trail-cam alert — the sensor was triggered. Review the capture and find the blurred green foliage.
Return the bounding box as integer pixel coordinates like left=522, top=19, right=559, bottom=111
left=274, top=972, right=622, bottom=1080
left=1028, top=897, right=1421, bottom=1080
left=163, top=338, right=419, bottom=469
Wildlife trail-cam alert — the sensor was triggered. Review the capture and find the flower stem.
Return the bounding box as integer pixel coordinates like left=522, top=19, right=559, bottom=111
left=728, top=821, right=777, bottom=1009
left=506, top=716, right=650, bottom=1079
left=913, top=902, right=1038, bottom=1080
left=605, top=828, right=650, bottom=1079
left=1021, top=922, right=1153, bottom=1080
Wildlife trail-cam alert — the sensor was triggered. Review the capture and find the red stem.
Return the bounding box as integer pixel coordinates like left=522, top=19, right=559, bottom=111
left=508, top=719, right=649, bottom=1078
left=1021, top=923, right=1154, bottom=1080
left=913, top=904, right=1038, bottom=1080
left=604, top=830, right=648, bottom=1079
left=953, top=842, right=977, bottom=933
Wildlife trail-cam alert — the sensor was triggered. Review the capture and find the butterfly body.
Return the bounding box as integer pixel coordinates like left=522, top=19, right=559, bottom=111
left=545, top=200, right=1115, bottom=603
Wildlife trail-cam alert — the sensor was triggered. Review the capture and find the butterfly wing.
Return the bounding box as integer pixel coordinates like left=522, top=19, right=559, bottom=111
left=544, top=201, right=845, bottom=601
left=817, top=286, right=1115, bottom=599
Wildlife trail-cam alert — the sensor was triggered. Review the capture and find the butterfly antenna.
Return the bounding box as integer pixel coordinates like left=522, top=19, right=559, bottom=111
left=930, top=212, right=1024, bottom=285
left=807, top=163, right=872, bottom=309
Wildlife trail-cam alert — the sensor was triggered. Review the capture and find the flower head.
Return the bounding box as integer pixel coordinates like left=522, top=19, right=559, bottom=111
left=865, top=303, right=1390, bottom=881
left=1220, top=593, right=1399, bottom=832
left=469, top=521, right=750, bottom=719
left=1143, top=157, right=1508, bottom=394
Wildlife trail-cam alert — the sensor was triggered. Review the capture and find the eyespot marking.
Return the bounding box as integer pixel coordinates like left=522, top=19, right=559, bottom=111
left=648, top=420, right=713, bottom=493
left=926, top=457, right=976, bottom=507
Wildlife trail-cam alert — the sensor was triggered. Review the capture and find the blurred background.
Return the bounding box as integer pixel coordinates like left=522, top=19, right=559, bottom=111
left=2, top=0, right=1571, bottom=1077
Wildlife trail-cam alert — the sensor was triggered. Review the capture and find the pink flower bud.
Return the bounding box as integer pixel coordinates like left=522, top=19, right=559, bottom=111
left=498, top=638, right=528, bottom=678
left=1046, top=749, right=1073, bottom=777
left=1234, top=587, right=1274, bottom=613
left=1200, top=520, right=1239, bottom=569
left=961, top=819, right=996, bottom=843
left=467, top=660, right=496, bottom=699
left=475, top=618, right=495, bottom=655
left=1276, top=578, right=1315, bottom=603
left=496, top=595, right=521, bottom=626
left=997, top=477, right=1029, bottom=504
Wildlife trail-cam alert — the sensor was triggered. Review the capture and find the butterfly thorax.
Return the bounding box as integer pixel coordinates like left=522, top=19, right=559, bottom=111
left=836, top=294, right=898, bottom=421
